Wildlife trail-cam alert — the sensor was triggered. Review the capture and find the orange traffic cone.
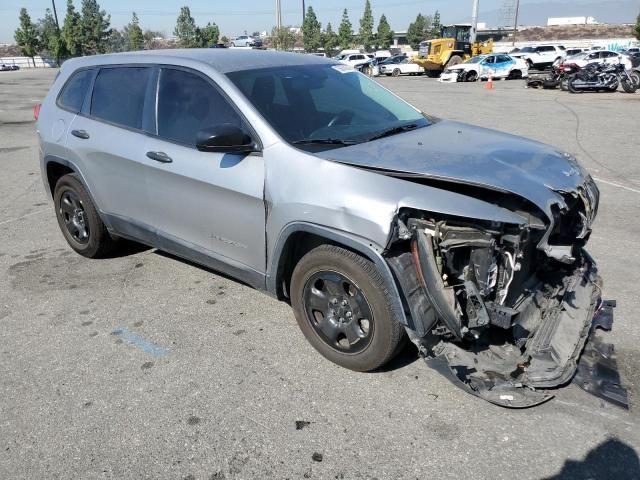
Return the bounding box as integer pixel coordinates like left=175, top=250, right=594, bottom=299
left=486, top=76, right=494, bottom=90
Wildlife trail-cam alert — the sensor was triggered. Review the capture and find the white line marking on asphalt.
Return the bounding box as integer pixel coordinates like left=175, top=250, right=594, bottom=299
left=593, top=177, right=640, bottom=195
left=0, top=208, right=49, bottom=226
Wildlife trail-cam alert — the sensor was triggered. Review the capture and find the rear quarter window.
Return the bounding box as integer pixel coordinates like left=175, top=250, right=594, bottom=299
left=90, top=67, right=151, bottom=130
left=57, top=69, right=93, bottom=113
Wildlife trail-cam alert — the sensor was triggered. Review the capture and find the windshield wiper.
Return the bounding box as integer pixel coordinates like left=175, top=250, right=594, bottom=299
left=291, top=138, right=357, bottom=146
left=367, top=123, right=422, bottom=142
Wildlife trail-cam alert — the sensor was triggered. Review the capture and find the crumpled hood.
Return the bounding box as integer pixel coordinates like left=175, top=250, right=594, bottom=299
left=315, top=120, right=592, bottom=219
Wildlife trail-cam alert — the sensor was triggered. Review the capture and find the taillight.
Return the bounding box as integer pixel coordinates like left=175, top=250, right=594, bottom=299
left=34, top=103, right=41, bottom=121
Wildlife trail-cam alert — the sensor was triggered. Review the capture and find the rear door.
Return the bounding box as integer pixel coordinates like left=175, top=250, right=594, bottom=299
left=65, top=66, right=157, bottom=230
left=142, top=66, right=266, bottom=274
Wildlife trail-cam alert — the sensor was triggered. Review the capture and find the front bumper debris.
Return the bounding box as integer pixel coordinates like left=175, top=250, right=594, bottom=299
left=412, top=251, right=627, bottom=408
left=572, top=301, right=628, bottom=409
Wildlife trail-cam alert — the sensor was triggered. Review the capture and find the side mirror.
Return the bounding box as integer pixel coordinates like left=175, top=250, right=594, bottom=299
left=196, top=124, right=257, bottom=153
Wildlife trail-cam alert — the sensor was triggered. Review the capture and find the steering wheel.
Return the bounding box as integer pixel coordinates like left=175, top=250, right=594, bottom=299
left=327, top=110, right=355, bottom=127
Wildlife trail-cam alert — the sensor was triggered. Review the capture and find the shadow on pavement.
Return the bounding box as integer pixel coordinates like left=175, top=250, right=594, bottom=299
left=542, top=438, right=640, bottom=480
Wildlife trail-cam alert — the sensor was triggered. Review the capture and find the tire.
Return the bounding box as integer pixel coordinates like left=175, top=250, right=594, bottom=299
left=290, top=245, right=405, bottom=372
left=392, top=68, right=401, bottom=77
left=621, top=79, right=638, bottom=93
left=446, top=55, right=463, bottom=69
left=508, top=69, right=522, bottom=80
left=630, top=71, right=640, bottom=87
left=567, top=75, right=582, bottom=94
left=53, top=173, right=115, bottom=258
left=463, top=70, right=478, bottom=82
left=560, top=78, right=569, bottom=91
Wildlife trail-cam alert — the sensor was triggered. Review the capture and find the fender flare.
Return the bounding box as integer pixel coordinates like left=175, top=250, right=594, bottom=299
left=266, top=222, right=409, bottom=327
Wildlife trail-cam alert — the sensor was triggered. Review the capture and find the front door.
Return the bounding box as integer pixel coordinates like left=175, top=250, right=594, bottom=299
left=143, top=67, right=266, bottom=277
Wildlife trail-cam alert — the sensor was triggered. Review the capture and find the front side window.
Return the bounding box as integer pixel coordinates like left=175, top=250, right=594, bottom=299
left=58, top=69, right=93, bottom=112
left=157, top=68, right=243, bottom=146
left=227, top=64, right=428, bottom=150
left=90, top=67, right=151, bottom=129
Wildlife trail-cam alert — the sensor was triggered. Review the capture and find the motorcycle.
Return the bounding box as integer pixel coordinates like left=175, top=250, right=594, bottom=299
left=526, top=63, right=577, bottom=90
left=567, top=62, right=638, bottom=94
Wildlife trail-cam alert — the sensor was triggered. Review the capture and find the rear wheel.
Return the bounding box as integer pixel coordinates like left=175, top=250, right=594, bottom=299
left=290, top=245, right=405, bottom=372
left=508, top=69, right=523, bottom=80
left=53, top=173, right=115, bottom=258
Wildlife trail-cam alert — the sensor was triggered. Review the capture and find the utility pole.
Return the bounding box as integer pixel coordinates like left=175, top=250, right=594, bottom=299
left=512, top=0, right=520, bottom=45
left=470, top=0, right=479, bottom=43
left=302, top=0, right=306, bottom=24
left=51, top=0, right=60, bottom=31
left=275, top=0, right=282, bottom=30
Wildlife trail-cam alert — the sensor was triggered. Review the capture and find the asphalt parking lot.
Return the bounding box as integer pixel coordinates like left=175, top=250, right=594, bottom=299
left=1, top=68, right=639, bottom=479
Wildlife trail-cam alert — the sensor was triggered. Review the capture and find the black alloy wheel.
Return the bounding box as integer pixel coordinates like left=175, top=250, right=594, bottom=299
left=59, top=189, right=89, bottom=244
left=303, top=270, right=374, bottom=354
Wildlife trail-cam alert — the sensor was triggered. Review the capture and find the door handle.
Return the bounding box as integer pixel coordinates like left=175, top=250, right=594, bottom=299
left=71, top=129, right=90, bottom=139
left=146, top=151, right=173, bottom=163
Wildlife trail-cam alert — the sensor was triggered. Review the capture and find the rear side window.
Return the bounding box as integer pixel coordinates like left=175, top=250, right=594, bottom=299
left=157, top=68, right=243, bottom=147
left=58, top=69, right=93, bottom=112
left=90, top=67, right=151, bottom=130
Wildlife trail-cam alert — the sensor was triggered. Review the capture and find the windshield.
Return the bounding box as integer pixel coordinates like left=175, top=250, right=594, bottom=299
left=226, top=64, right=429, bottom=151
left=465, top=56, right=486, bottom=64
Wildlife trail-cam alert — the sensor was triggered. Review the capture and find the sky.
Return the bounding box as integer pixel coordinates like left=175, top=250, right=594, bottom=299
left=1, top=0, right=639, bottom=43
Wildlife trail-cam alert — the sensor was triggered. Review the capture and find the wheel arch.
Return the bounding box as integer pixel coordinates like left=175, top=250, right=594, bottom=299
left=267, top=223, right=409, bottom=327
left=43, top=155, right=110, bottom=228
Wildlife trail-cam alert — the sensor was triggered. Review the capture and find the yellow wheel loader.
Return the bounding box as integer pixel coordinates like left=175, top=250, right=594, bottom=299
left=413, top=24, right=494, bottom=75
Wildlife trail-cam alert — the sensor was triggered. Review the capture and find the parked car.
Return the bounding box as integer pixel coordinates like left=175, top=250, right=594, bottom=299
left=0, top=64, right=20, bottom=71
left=36, top=49, right=614, bottom=408
left=379, top=58, right=424, bottom=76
left=338, top=53, right=371, bottom=68
left=563, top=50, right=633, bottom=71
left=439, top=54, right=529, bottom=82
left=231, top=35, right=262, bottom=47
left=510, top=45, right=566, bottom=70
left=565, top=48, right=585, bottom=56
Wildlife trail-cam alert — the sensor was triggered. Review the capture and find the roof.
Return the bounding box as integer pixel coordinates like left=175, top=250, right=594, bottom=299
left=62, top=48, right=338, bottom=74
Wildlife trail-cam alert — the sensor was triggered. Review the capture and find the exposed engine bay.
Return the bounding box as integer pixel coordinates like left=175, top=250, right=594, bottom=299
left=386, top=183, right=626, bottom=408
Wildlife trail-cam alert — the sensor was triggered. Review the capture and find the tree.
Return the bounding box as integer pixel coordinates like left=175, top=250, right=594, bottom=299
left=407, top=13, right=427, bottom=50
left=322, top=22, right=339, bottom=54
left=105, top=28, right=127, bottom=52
left=143, top=29, right=164, bottom=49
left=270, top=26, right=296, bottom=51
left=128, top=12, right=143, bottom=50
left=199, top=22, right=220, bottom=47
left=302, top=6, right=322, bottom=52
left=428, top=10, right=441, bottom=39
left=62, top=0, right=82, bottom=56
left=14, top=8, right=39, bottom=66
left=174, top=6, right=198, bottom=47
left=635, top=13, right=640, bottom=41
left=79, top=0, right=110, bottom=54
left=359, top=0, right=374, bottom=51
left=376, top=14, right=393, bottom=49
left=38, top=8, right=68, bottom=64
left=338, top=9, right=353, bottom=50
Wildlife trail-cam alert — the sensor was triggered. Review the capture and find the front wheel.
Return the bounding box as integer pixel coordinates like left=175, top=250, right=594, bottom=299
left=290, top=245, right=405, bottom=372
left=391, top=68, right=401, bottom=77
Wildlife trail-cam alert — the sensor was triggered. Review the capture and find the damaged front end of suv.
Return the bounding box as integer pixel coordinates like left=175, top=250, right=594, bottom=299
left=385, top=175, right=624, bottom=407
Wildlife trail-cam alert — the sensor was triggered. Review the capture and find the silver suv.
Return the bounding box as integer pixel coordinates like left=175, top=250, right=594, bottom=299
left=37, top=50, right=616, bottom=407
